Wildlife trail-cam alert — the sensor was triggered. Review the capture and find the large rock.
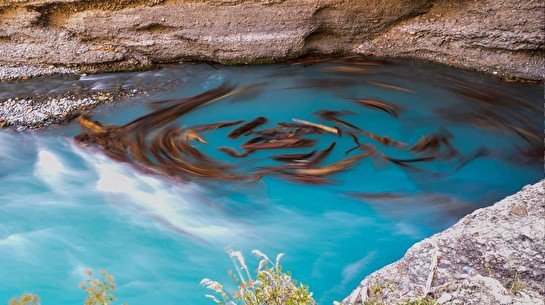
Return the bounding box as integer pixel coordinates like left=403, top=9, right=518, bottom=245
left=343, top=181, right=545, bottom=305
left=0, top=0, right=543, bottom=79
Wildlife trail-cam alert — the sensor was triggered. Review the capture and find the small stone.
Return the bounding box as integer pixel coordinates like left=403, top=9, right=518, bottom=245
left=97, top=95, right=109, bottom=101
left=38, top=111, right=49, bottom=117
left=510, top=204, right=527, bottom=217
left=437, top=293, right=452, bottom=304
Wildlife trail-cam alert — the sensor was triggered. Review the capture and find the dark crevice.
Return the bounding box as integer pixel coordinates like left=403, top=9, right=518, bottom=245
left=135, top=23, right=178, bottom=33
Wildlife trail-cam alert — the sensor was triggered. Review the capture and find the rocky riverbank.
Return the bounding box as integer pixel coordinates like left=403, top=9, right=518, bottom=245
left=343, top=181, right=545, bottom=305
left=0, top=67, right=183, bottom=130
left=0, top=89, right=141, bottom=130
left=0, top=65, right=77, bottom=81
left=0, top=0, right=543, bottom=81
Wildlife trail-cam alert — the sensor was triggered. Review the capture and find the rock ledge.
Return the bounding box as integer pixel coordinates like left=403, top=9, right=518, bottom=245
left=344, top=181, right=545, bottom=305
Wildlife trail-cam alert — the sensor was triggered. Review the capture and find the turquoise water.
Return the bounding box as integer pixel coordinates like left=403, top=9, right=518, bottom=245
left=0, top=59, right=543, bottom=304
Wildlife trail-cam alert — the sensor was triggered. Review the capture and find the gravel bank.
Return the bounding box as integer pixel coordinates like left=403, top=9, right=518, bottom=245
left=0, top=89, right=141, bottom=130
left=0, top=65, right=78, bottom=81
left=0, top=66, right=183, bottom=130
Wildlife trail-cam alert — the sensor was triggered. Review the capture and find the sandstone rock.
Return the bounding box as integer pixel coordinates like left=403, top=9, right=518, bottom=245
left=355, top=0, right=545, bottom=80
left=0, top=0, right=542, bottom=79
left=0, top=0, right=431, bottom=73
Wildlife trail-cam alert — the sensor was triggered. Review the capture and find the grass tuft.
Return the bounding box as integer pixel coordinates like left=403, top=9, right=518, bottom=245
left=201, top=249, right=317, bottom=305
left=79, top=269, right=120, bottom=305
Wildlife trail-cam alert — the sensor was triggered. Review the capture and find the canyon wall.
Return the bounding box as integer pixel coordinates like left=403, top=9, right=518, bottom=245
left=0, top=0, right=543, bottom=79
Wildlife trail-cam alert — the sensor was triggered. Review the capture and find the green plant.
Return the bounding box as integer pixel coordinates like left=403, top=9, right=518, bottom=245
left=508, top=272, right=525, bottom=294
left=201, top=249, right=316, bottom=305
left=7, top=256, right=438, bottom=305
left=8, top=294, right=40, bottom=305
left=399, top=296, right=438, bottom=305
left=79, top=269, right=118, bottom=305
left=335, top=292, right=437, bottom=305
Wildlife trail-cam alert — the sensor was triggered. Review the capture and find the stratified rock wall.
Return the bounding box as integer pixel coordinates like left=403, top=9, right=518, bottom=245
left=343, top=181, right=545, bottom=305
left=0, top=0, right=543, bottom=79
left=356, top=0, right=545, bottom=80
left=0, top=0, right=431, bottom=70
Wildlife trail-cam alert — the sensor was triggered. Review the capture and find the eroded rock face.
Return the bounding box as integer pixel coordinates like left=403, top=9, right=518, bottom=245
left=343, top=181, right=545, bottom=305
left=0, top=0, right=432, bottom=71
left=356, top=0, right=545, bottom=80
left=0, top=0, right=543, bottom=79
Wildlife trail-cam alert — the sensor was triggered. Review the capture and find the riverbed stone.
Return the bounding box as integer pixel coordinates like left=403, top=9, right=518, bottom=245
left=343, top=181, right=545, bottom=305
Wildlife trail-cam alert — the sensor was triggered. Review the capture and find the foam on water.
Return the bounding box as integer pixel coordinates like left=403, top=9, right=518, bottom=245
left=0, top=59, right=542, bottom=305
left=74, top=145, right=242, bottom=241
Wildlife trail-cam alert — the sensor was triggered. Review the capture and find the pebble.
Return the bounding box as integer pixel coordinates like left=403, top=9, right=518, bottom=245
left=437, top=293, right=452, bottom=304
left=510, top=204, right=528, bottom=217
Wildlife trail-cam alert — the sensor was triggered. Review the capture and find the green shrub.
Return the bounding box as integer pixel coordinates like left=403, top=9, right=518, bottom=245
left=79, top=269, right=119, bottom=305
left=399, top=297, right=438, bottom=305
left=8, top=252, right=437, bottom=305
left=8, top=294, right=40, bottom=305
left=201, top=249, right=317, bottom=305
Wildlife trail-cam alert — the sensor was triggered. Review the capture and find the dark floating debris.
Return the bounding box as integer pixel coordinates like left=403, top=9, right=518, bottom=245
left=271, top=151, right=317, bottom=162
left=351, top=98, right=404, bottom=118
left=367, top=81, right=416, bottom=93
left=315, top=110, right=361, bottom=130
left=228, top=117, right=268, bottom=139
left=354, top=130, right=408, bottom=149
left=410, top=128, right=459, bottom=160
left=191, top=120, right=243, bottom=132
left=283, top=78, right=359, bottom=90
left=74, top=55, right=540, bottom=190
left=435, top=75, right=543, bottom=163
left=296, top=151, right=372, bottom=176
left=242, top=138, right=317, bottom=151
left=218, top=147, right=253, bottom=158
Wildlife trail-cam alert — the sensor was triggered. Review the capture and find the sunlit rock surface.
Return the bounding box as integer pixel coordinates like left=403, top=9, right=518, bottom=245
left=0, top=0, right=543, bottom=79
left=344, top=181, right=545, bottom=305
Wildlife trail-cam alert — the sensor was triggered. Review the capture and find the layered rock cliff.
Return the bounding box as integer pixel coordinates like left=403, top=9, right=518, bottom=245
left=0, top=0, right=543, bottom=79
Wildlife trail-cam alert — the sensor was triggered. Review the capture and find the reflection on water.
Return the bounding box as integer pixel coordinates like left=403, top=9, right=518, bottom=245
left=0, top=58, right=543, bottom=305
